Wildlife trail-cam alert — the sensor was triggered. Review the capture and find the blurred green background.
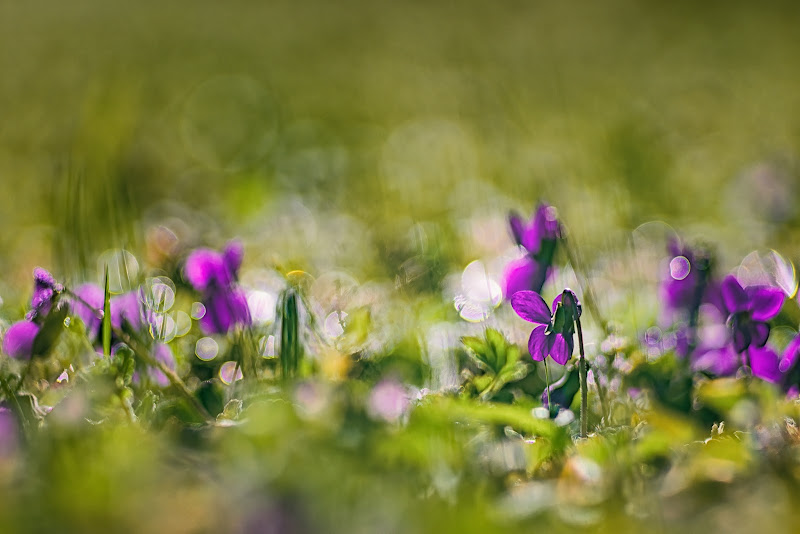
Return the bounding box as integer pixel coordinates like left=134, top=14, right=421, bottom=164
left=2, top=0, right=800, bottom=296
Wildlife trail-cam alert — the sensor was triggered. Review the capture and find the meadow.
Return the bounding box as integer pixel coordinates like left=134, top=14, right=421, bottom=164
left=2, top=1, right=800, bottom=532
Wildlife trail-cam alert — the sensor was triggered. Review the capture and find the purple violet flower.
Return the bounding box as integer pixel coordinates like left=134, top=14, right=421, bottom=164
left=2, top=320, right=40, bottom=360
left=692, top=275, right=784, bottom=382
left=503, top=204, right=560, bottom=298
left=510, top=289, right=581, bottom=365
left=185, top=241, right=251, bottom=335
left=720, top=275, right=784, bottom=353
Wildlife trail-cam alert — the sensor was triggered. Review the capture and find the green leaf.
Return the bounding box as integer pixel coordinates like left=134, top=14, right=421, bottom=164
left=461, top=336, right=486, bottom=356
left=485, top=328, right=507, bottom=371
left=462, top=329, right=515, bottom=376
left=695, top=378, right=747, bottom=414
left=102, top=264, right=112, bottom=357
left=279, top=288, right=303, bottom=379
left=32, top=301, right=69, bottom=357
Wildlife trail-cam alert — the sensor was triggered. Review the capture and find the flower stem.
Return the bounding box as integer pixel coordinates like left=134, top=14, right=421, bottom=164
left=576, top=315, right=588, bottom=438
left=562, top=237, right=608, bottom=333
left=543, top=357, right=552, bottom=414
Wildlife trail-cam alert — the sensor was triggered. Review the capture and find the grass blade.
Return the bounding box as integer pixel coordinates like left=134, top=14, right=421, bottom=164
left=102, top=264, right=112, bottom=357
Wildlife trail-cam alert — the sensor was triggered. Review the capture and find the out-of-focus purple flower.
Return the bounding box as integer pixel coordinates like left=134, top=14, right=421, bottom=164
left=185, top=241, right=251, bottom=335
left=27, top=267, right=62, bottom=320
left=720, top=275, right=784, bottom=353
left=111, top=291, right=142, bottom=331
left=693, top=342, right=782, bottom=383
left=777, top=335, right=800, bottom=395
left=503, top=258, right=541, bottom=300
left=692, top=276, right=784, bottom=382
left=510, top=289, right=581, bottom=365
left=2, top=321, right=40, bottom=360
left=147, top=343, right=176, bottom=387
left=503, top=204, right=560, bottom=298
left=185, top=241, right=243, bottom=292
left=367, top=379, right=410, bottom=423
left=71, top=283, right=104, bottom=338
left=661, top=241, right=716, bottom=318
left=509, top=205, right=560, bottom=255
left=748, top=346, right=782, bottom=383
left=69, top=285, right=143, bottom=342
left=199, top=288, right=250, bottom=335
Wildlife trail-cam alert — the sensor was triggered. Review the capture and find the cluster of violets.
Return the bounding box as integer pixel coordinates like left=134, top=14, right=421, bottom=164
left=1, top=242, right=251, bottom=389
left=661, top=241, right=798, bottom=393
left=1, top=267, right=147, bottom=360
left=503, top=203, right=800, bottom=399
left=2, top=202, right=800, bottom=404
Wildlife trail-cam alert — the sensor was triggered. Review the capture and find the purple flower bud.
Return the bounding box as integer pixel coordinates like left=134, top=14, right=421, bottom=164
left=223, top=241, right=244, bottom=279
left=30, top=267, right=61, bottom=318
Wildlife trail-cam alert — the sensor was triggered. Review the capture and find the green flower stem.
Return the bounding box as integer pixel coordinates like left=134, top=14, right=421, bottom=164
left=576, top=315, right=588, bottom=438
left=63, top=287, right=214, bottom=424
left=562, top=237, right=607, bottom=333
left=543, top=357, right=552, bottom=414
left=113, top=326, right=214, bottom=424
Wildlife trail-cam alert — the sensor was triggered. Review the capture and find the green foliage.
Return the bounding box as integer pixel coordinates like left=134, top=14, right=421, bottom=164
left=32, top=301, right=69, bottom=358
left=462, top=329, right=529, bottom=401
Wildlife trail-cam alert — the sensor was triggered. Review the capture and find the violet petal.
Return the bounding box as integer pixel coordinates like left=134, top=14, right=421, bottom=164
left=503, top=257, right=538, bottom=299
left=508, top=213, right=525, bottom=247
left=721, top=275, right=749, bottom=314
left=510, top=290, right=551, bottom=324
left=746, top=285, right=784, bottom=321
left=549, top=333, right=571, bottom=365
left=528, top=325, right=548, bottom=362
left=223, top=240, right=244, bottom=280
left=750, top=321, right=770, bottom=347
left=780, top=335, right=800, bottom=373
left=185, top=249, right=226, bottom=291
left=749, top=346, right=781, bottom=383
left=692, top=346, right=739, bottom=376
